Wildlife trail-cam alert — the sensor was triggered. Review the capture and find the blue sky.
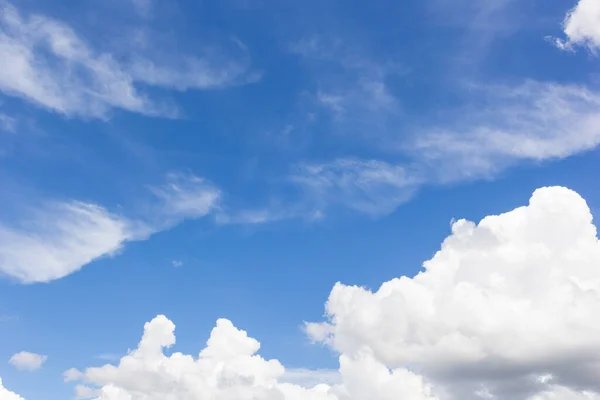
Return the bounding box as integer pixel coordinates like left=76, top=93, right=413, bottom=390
left=1, top=0, right=600, bottom=399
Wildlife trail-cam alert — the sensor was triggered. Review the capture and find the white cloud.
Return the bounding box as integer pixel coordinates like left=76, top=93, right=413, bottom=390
left=410, top=81, right=600, bottom=181
left=62, top=186, right=600, bottom=399
left=171, top=260, right=183, bottom=267
left=291, top=159, right=419, bottom=216
left=129, top=53, right=261, bottom=92
left=0, top=378, right=24, bottom=400
left=0, top=1, right=162, bottom=118
left=0, top=201, right=143, bottom=283
left=0, top=173, right=219, bottom=284
left=553, top=0, right=600, bottom=51
left=306, top=186, right=600, bottom=398
left=66, top=315, right=433, bottom=400
left=0, top=1, right=257, bottom=119
left=281, top=368, right=341, bottom=388
left=9, top=351, right=47, bottom=371
left=296, top=81, right=600, bottom=216
left=149, top=173, right=221, bottom=221
left=292, top=33, right=600, bottom=217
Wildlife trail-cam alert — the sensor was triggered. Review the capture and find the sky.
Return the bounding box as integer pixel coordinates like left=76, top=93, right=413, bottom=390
left=1, top=0, right=600, bottom=399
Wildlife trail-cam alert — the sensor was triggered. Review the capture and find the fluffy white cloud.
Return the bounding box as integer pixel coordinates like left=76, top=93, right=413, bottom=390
left=66, top=315, right=433, bottom=400
left=306, top=186, right=600, bottom=398
left=0, top=378, right=24, bottom=400
left=0, top=173, right=219, bottom=283
left=0, top=1, right=257, bottom=119
left=554, top=0, right=600, bottom=51
left=291, top=159, right=419, bottom=216
left=65, top=186, right=600, bottom=399
left=9, top=351, right=47, bottom=371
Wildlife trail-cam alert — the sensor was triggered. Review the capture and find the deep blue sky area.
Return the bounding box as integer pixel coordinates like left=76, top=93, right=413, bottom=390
left=1, top=0, right=599, bottom=399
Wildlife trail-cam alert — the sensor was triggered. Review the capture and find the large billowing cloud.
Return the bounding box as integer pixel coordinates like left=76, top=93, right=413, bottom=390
left=64, top=186, right=600, bottom=399
left=307, top=186, right=600, bottom=399
left=0, top=379, right=24, bottom=400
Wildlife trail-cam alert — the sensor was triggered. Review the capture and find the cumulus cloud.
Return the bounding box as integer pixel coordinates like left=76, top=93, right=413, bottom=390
left=0, top=173, right=219, bottom=284
left=0, top=378, right=24, bottom=400
left=9, top=351, right=47, bottom=371
left=291, top=159, right=419, bottom=216
left=553, top=0, right=600, bottom=51
left=0, top=1, right=257, bottom=119
left=64, top=186, right=600, bottom=399
left=306, top=186, right=600, bottom=399
left=66, top=315, right=432, bottom=400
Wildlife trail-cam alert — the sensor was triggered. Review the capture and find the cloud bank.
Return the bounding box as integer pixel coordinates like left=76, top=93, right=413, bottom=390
left=59, top=186, right=600, bottom=399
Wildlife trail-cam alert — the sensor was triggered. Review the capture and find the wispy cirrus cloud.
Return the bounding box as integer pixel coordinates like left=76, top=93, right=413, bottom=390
left=0, top=201, right=142, bottom=283
left=409, top=80, right=600, bottom=182
left=294, top=79, right=600, bottom=215
left=0, top=173, right=220, bottom=284
left=291, top=159, right=419, bottom=217
left=285, top=1, right=600, bottom=219
left=0, top=113, right=16, bottom=132
left=0, top=1, right=259, bottom=119
left=291, top=35, right=405, bottom=142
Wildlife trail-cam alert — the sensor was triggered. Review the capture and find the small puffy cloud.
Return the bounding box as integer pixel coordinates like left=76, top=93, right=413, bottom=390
left=307, top=186, right=600, bottom=398
left=553, top=0, right=600, bottom=51
left=291, top=159, right=419, bottom=216
left=171, top=260, right=183, bottom=267
left=9, top=352, right=47, bottom=371
left=0, top=378, right=24, bottom=400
